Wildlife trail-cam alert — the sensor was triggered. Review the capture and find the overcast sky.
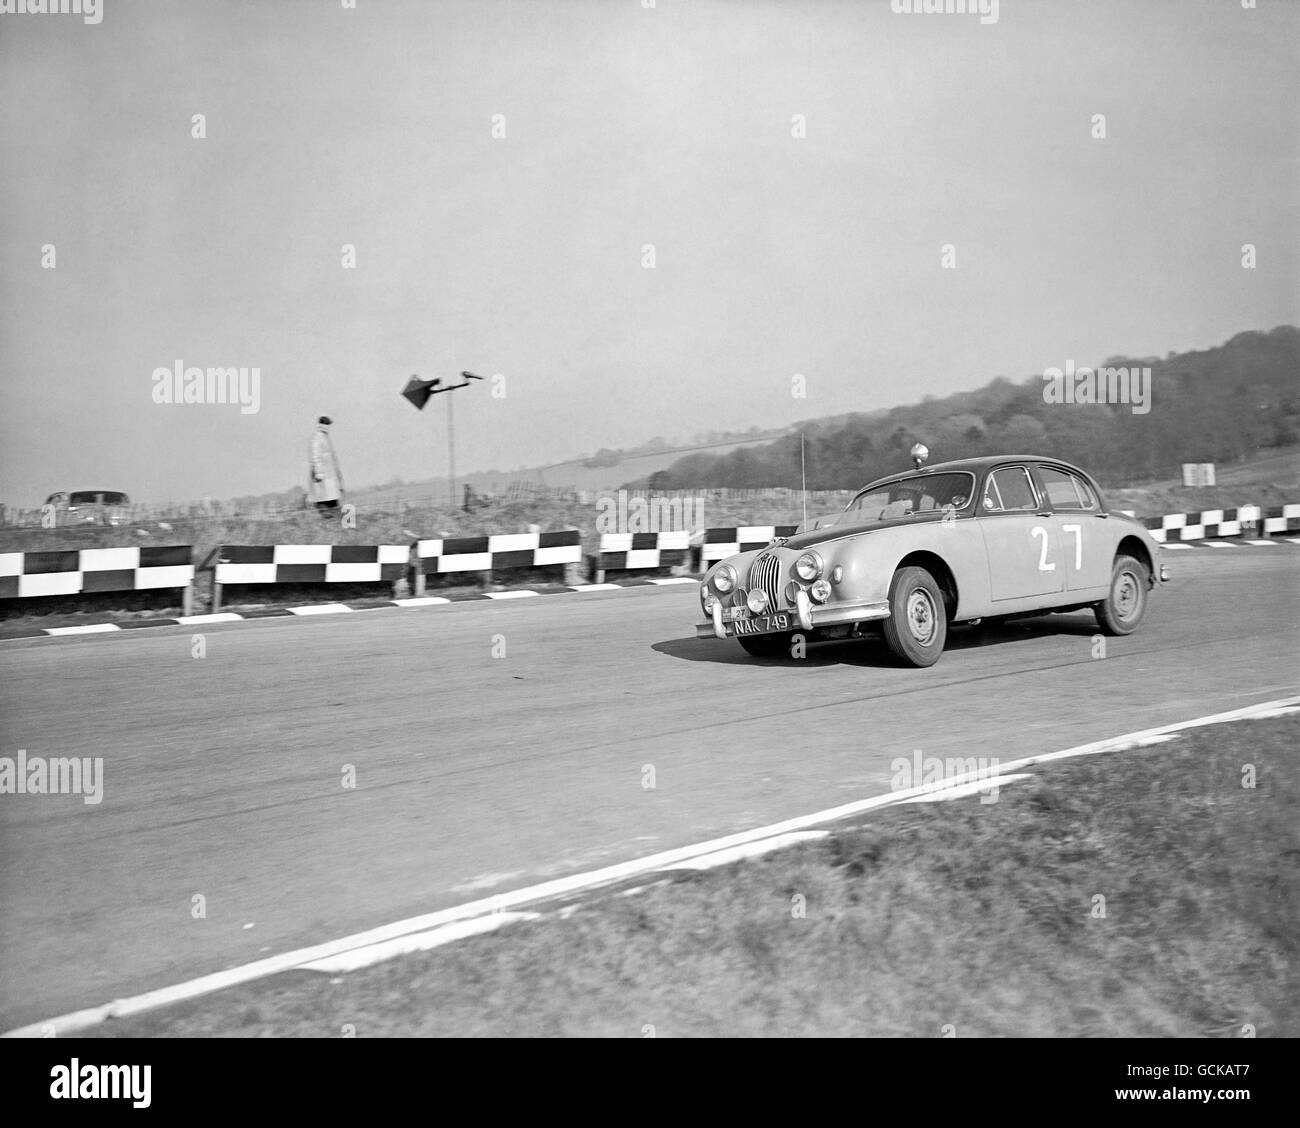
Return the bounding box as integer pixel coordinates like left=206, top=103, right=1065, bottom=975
left=1, top=0, right=1296, bottom=505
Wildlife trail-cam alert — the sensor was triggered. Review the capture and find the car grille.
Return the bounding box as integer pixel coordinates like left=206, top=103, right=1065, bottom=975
left=747, top=552, right=784, bottom=608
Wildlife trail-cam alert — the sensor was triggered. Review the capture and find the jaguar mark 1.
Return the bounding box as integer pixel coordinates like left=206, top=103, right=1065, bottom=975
left=696, top=448, right=1168, bottom=667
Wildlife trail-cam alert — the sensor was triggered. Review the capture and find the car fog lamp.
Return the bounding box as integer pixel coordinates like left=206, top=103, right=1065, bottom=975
left=794, top=552, right=823, bottom=581
left=703, top=594, right=718, bottom=614
left=746, top=588, right=770, bottom=614
left=810, top=579, right=832, bottom=603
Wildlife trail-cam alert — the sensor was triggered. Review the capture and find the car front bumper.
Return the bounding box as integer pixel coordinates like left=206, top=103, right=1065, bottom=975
left=697, top=589, right=891, bottom=640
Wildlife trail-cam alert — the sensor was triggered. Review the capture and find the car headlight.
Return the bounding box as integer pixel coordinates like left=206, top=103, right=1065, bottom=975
left=746, top=588, right=770, bottom=614
left=794, top=551, right=823, bottom=581
left=810, top=579, right=832, bottom=603
left=712, top=565, right=736, bottom=594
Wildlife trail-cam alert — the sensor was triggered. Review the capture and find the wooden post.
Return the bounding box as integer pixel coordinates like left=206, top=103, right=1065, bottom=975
left=211, top=581, right=222, bottom=613
left=182, top=582, right=193, bottom=616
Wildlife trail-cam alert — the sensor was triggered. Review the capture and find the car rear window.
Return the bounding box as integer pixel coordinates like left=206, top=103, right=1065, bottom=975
left=1037, top=466, right=1097, bottom=510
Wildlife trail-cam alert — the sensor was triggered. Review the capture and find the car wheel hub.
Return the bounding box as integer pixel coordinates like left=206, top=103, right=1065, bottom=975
left=906, top=589, right=937, bottom=645
left=1115, top=572, right=1139, bottom=619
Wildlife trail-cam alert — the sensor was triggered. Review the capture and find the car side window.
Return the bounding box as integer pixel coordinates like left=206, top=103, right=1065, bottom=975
left=1038, top=466, right=1097, bottom=511
left=1070, top=474, right=1099, bottom=510
left=983, top=467, right=1037, bottom=512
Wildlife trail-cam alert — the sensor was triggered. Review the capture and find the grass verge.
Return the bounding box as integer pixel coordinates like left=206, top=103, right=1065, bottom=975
left=79, top=712, right=1300, bottom=1037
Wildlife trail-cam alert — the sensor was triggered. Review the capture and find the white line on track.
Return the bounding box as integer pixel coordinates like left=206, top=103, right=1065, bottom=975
left=286, top=603, right=354, bottom=615
left=4, top=693, right=1297, bottom=1038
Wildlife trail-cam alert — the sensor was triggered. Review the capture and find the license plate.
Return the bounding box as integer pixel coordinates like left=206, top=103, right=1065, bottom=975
left=731, top=613, right=790, bottom=636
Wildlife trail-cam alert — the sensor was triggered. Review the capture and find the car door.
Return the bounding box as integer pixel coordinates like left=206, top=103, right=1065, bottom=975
left=1033, top=465, right=1112, bottom=595
left=977, top=464, right=1064, bottom=602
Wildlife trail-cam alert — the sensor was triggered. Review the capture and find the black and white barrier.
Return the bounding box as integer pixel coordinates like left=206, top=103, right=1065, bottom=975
left=1263, top=504, right=1300, bottom=536
left=698, top=525, right=799, bottom=567
left=411, top=531, right=581, bottom=594
left=1142, top=506, right=1262, bottom=543
left=589, top=531, right=692, bottom=581
left=211, top=544, right=408, bottom=610
left=0, top=546, right=195, bottom=612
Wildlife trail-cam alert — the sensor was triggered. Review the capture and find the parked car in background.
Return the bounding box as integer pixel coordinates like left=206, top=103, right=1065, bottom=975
left=43, top=490, right=132, bottom=527
left=696, top=447, right=1168, bottom=667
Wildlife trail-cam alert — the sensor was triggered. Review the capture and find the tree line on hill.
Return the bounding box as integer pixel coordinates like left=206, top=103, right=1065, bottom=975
left=638, top=327, right=1300, bottom=491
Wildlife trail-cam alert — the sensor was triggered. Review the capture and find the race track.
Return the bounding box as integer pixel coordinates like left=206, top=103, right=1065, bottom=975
left=1, top=548, right=1297, bottom=1029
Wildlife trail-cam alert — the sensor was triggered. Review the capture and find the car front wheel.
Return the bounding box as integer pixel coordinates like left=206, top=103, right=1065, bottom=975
left=882, top=566, right=947, bottom=667
left=1095, top=553, right=1149, bottom=635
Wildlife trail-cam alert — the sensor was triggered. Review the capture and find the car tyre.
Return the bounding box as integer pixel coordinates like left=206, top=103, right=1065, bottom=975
left=883, top=566, right=947, bottom=667
left=736, top=632, right=794, bottom=658
left=1094, top=553, right=1148, bottom=635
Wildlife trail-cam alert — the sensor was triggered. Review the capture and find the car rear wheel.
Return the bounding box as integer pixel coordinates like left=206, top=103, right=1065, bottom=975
left=1095, top=553, right=1148, bottom=635
left=882, top=566, right=947, bottom=667
left=736, top=631, right=794, bottom=658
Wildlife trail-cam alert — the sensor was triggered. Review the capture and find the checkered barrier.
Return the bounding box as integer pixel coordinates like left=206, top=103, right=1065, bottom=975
left=1263, top=504, right=1300, bottom=536
left=0, top=546, right=195, bottom=611
left=699, top=526, right=799, bottom=566
left=590, top=531, right=692, bottom=579
left=1141, top=506, right=1263, bottom=543
left=412, top=531, right=581, bottom=593
left=212, top=544, right=408, bottom=610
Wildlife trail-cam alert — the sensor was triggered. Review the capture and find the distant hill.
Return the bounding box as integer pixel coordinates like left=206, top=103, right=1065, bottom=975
left=346, top=429, right=789, bottom=509
left=633, top=327, right=1300, bottom=491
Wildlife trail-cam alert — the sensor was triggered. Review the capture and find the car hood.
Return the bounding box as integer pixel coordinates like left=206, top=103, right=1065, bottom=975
left=784, top=513, right=949, bottom=551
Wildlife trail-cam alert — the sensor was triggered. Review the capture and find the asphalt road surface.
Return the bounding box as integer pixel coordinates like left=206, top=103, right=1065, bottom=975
left=1, top=549, right=1297, bottom=1029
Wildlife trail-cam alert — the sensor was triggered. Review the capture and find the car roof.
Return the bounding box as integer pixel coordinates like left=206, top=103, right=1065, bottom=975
left=858, top=455, right=1095, bottom=490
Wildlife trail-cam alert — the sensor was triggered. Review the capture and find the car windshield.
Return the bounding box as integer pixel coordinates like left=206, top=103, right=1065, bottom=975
left=844, top=472, right=975, bottom=520
left=69, top=491, right=129, bottom=505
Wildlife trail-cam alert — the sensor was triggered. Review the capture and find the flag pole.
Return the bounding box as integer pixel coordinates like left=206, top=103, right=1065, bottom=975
left=801, top=431, right=807, bottom=527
